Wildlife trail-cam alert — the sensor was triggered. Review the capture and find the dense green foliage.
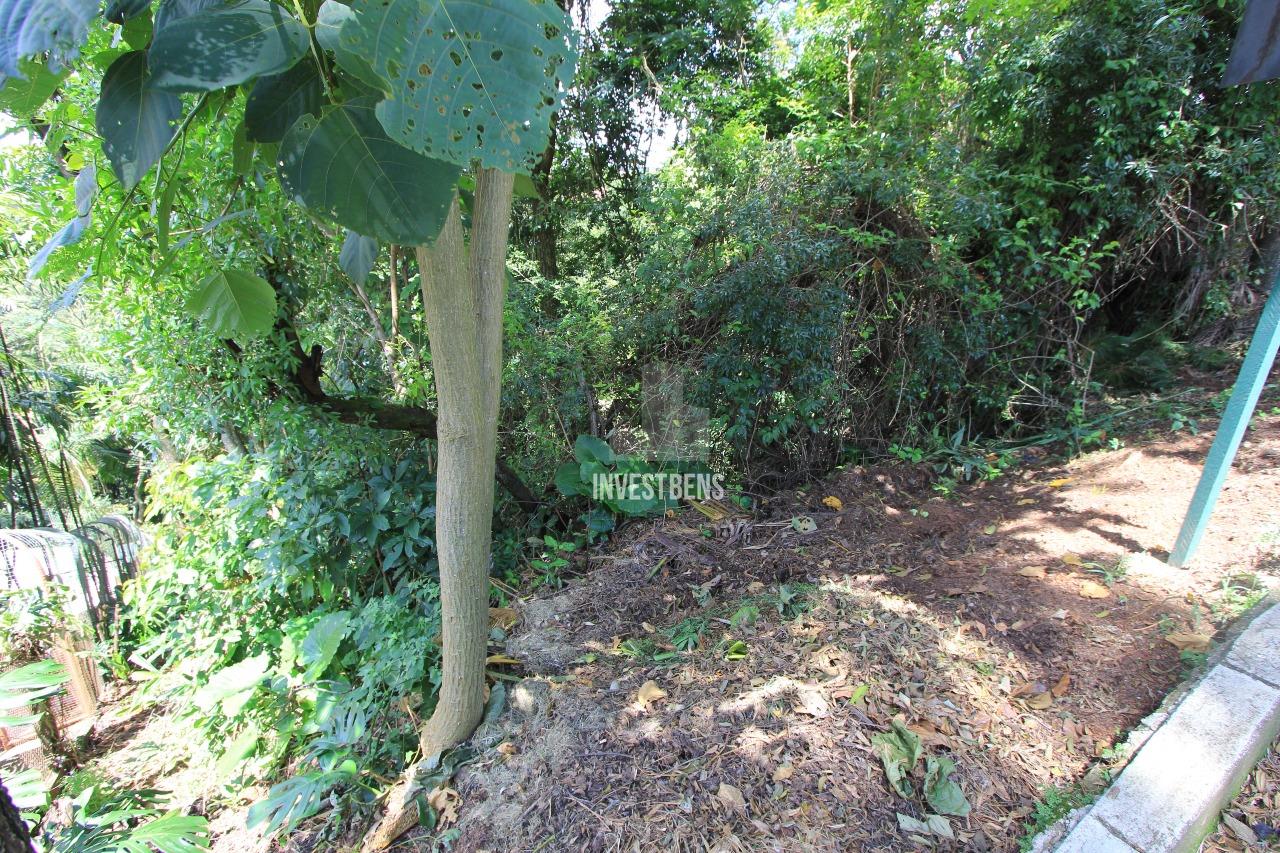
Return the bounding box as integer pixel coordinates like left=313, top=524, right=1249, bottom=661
left=512, top=0, right=1280, bottom=484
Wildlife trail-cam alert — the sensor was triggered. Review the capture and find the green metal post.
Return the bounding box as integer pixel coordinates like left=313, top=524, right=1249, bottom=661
left=1168, top=276, right=1280, bottom=567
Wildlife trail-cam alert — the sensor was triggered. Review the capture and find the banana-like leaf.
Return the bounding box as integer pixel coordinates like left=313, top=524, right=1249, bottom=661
left=121, top=809, right=211, bottom=852
left=0, top=0, right=98, bottom=82
left=97, top=51, right=182, bottom=190
left=184, top=269, right=277, bottom=339
left=5, top=768, right=51, bottom=812
left=148, top=0, right=309, bottom=93
left=278, top=97, right=461, bottom=245
left=0, top=660, right=69, bottom=708
left=243, top=57, right=323, bottom=143
left=335, top=0, right=578, bottom=171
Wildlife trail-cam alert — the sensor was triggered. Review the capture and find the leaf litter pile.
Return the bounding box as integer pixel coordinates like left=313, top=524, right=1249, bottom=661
left=415, top=408, right=1280, bottom=852
left=1203, top=736, right=1280, bottom=851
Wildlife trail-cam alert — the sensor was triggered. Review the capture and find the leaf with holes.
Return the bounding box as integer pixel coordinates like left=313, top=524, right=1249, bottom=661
left=97, top=51, right=182, bottom=190
left=337, top=0, right=578, bottom=171
left=279, top=97, right=460, bottom=244
left=244, top=58, right=323, bottom=142
left=148, top=0, right=309, bottom=92
left=0, top=0, right=98, bottom=82
left=185, top=269, right=277, bottom=339
left=248, top=767, right=355, bottom=837
left=6, top=768, right=50, bottom=812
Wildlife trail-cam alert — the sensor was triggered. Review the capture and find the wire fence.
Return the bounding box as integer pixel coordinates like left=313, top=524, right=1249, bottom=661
left=0, top=516, right=144, bottom=753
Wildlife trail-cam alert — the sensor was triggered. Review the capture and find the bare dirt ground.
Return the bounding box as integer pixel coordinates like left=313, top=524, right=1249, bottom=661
left=58, top=377, right=1280, bottom=853
left=417, top=382, right=1280, bottom=853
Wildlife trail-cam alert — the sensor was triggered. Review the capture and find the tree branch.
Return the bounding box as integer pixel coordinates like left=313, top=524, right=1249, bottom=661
left=222, top=332, right=542, bottom=513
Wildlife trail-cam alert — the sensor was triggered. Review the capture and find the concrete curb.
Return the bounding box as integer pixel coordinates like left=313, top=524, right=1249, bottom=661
left=1039, top=601, right=1280, bottom=853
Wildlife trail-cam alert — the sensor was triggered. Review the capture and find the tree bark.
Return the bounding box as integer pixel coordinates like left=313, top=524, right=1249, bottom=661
left=0, top=775, right=34, bottom=853
left=360, top=171, right=515, bottom=852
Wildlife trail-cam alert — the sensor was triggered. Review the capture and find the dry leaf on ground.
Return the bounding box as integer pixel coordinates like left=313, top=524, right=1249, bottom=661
left=717, top=782, right=747, bottom=812
left=428, top=786, right=462, bottom=825
left=633, top=680, right=667, bottom=710
left=1025, top=692, right=1054, bottom=710
left=1164, top=632, right=1213, bottom=653
left=488, top=607, right=519, bottom=630
left=1079, top=581, right=1111, bottom=599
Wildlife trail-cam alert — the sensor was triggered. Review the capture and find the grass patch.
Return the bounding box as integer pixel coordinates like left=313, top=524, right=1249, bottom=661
left=1019, top=783, right=1098, bottom=851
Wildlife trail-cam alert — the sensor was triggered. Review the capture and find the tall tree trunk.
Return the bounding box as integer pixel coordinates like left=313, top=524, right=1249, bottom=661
left=360, top=170, right=515, bottom=852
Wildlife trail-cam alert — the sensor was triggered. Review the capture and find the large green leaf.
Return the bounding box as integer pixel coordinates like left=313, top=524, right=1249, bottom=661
left=573, top=434, right=614, bottom=465
left=336, top=0, right=577, bottom=171
left=151, top=0, right=218, bottom=33
left=924, top=756, right=970, bottom=817
left=314, top=0, right=380, bottom=91
left=214, top=725, right=260, bottom=781
left=244, top=57, right=323, bottom=142
left=96, top=51, right=182, bottom=190
left=126, top=809, right=211, bottom=852
left=184, top=268, right=277, bottom=339
left=247, top=767, right=354, bottom=837
left=278, top=96, right=460, bottom=245
left=298, top=611, right=349, bottom=680
left=192, top=653, right=270, bottom=717
left=148, top=0, right=309, bottom=93
left=105, top=0, right=150, bottom=24
left=338, top=229, right=376, bottom=283
left=5, top=768, right=51, bottom=812
left=0, top=0, right=98, bottom=83
left=871, top=719, right=923, bottom=799
left=0, top=57, right=66, bottom=116
left=0, top=660, right=68, bottom=708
